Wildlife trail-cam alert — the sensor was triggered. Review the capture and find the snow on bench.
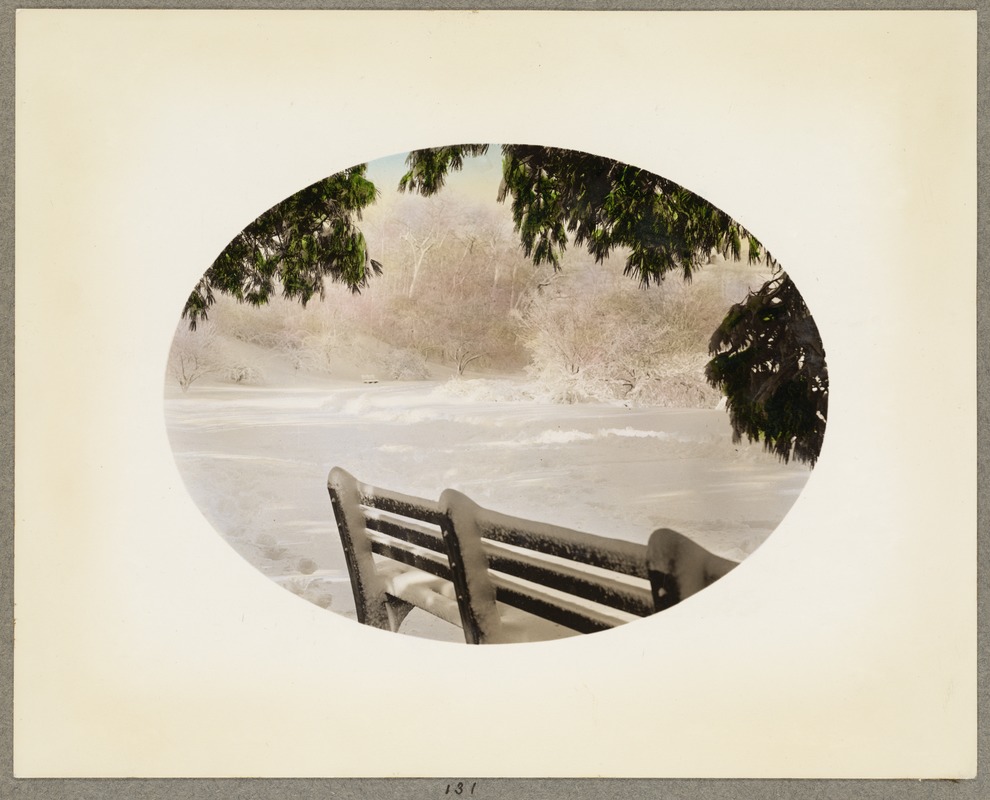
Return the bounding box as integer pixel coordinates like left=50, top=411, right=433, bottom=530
left=327, top=467, right=738, bottom=644
left=327, top=468, right=459, bottom=633
left=361, top=374, right=379, bottom=384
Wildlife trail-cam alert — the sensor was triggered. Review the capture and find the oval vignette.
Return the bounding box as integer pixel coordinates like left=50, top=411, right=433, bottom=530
left=164, top=144, right=828, bottom=644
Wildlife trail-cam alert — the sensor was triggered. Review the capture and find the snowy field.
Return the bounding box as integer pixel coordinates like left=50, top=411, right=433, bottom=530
left=164, top=375, right=812, bottom=642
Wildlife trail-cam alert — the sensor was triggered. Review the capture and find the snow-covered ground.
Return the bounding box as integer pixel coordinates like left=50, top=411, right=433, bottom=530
left=164, top=374, right=811, bottom=642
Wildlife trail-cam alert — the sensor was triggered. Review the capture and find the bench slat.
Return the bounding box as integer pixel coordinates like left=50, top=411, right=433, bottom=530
left=488, top=575, right=637, bottom=635
left=356, top=487, right=440, bottom=525
left=478, top=519, right=650, bottom=580
left=482, top=541, right=654, bottom=617
left=367, top=533, right=454, bottom=581
left=364, top=511, right=447, bottom=554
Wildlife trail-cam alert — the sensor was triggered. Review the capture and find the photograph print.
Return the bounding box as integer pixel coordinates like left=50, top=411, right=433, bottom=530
left=164, top=143, right=828, bottom=645
left=14, top=9, right=976, bottom=780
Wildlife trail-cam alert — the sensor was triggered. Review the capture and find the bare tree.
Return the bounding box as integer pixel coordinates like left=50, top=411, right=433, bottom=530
left=167, top=323, right=222, bottom=392
left=397, top=197, right=459, bottom=298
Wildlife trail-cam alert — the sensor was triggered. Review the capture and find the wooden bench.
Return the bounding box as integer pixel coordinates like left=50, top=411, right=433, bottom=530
left=327, top=467, right=738, bottom=644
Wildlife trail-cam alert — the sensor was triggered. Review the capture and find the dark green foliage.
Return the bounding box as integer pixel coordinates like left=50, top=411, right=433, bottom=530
left=705, top=274, right=828, bottom=466
left=398, top=144, right=491, bottom=196
left=400, top=144, right=827, bottom=466
left=403, top=145, right=769, bottom=283
left=184, top=167, right=382, bottom=329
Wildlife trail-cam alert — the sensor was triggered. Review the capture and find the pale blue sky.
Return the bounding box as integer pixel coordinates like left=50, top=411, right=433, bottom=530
left=364, top=146, right=505, bottom=206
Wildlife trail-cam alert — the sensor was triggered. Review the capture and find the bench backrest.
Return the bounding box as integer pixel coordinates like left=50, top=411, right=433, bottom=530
left=439, top=489, right=657, bottom=643
left=328, top=467, right=738, bottom=643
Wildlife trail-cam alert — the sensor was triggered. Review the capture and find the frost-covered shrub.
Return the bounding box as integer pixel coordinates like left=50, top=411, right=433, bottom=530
left=433, top=378, right=540, bottom=403
left=224, top=364, right=266, bottom=385
left=167, top=322, right=224, bottom=392
left=208, top=293, right=350, bottom=375
left=520, top=270, right=732, bottom=408
left=521, top=362, right=615, bottom=405
left=378, top=348, right=431, bottom=381
left=622, top=372, right=724, bottom=408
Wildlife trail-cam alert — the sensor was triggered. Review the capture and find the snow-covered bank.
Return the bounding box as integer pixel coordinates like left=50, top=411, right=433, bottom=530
left=165, top=378, right=811, bottom=641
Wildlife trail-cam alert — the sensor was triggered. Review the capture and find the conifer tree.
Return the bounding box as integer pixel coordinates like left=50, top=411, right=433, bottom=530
left=183, top=166, right=381, bottom=329
left=705, top=273, right=827, bottom=465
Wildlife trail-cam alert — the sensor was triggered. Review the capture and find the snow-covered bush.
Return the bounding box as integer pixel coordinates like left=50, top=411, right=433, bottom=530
left=520, top=269, right=730, bottom=408
left=378, top=348, right=431, bottom=381
left=209, top=293, right=350, bottom=375
left=167, top=323, right=224, bottom=392
left=223, top=364, right=266, bottom=385
left=433, top=378, right=540, bottom=403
